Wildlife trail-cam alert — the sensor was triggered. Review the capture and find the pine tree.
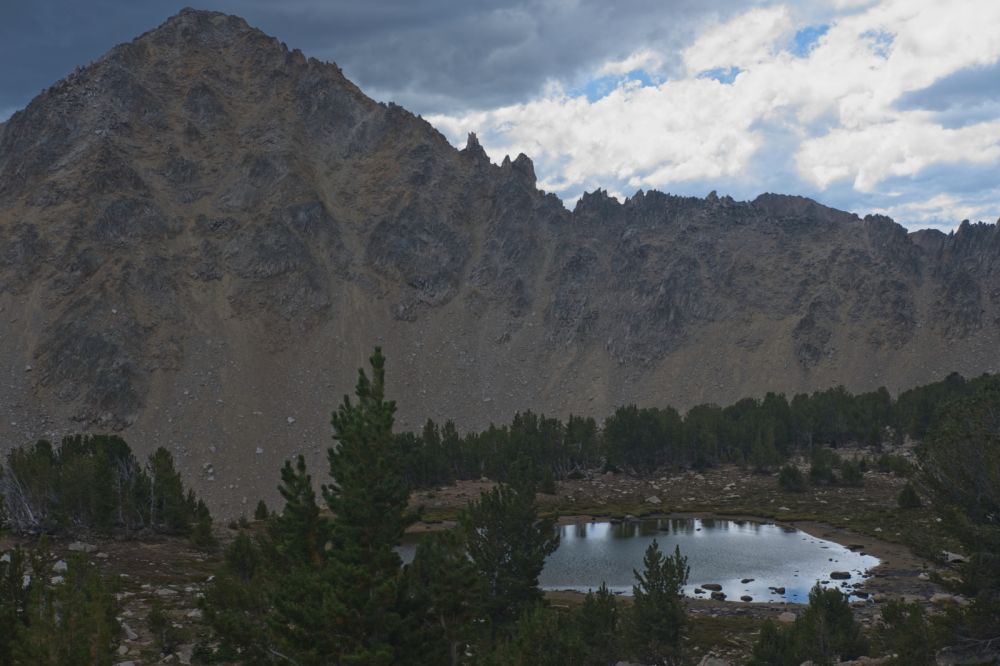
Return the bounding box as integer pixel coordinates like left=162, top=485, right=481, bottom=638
left=0, top=486, right=7, bottom=535
left=577, top=583, right=620, bottom=666
left=205, top=347, right=417, bottom=666
left=269, top=455, right=328, bottom=567
left=190, top=499, right=217, bottom=551
left=749, top=585, right=867, bottom=666
left=897, top=482, right=922, bottom=508
left=320, top=347, right=415, bottom=664
left=200, top=532, right=274, bottom=665
left=204, top=454, right=333, bottom=666
left=748, top=619, right=797, bottom=666
left=491, top=604, right=585, bottom=666
left=254, top=499, right=269, bottom=521
left=264, top=455, right=336, bottom=665
left=876, top=599, right=936, bottom=665
left=460, top=481, right=559, bottom=635
left=91, top=446, right=117, bottom=533
left=750, top=425, right=782, bottom=472
left=0, top=547, right=29, bottom=664
left=402, top=530, right=485, bottom=665
left=147, top=447, right=189, bottom=532
left=795, top=585, right=868, bottom=664
left=626, top=540, right=689, bottom=666
left=778, top=464, right=807, bottom=492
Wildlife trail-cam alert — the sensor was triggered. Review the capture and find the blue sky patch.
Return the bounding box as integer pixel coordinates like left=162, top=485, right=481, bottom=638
left=575, top=69, right=655, bottom=101
left=862, top=30, right=894, bottom=58
left=791, top=25, right=829, bottom=56
left=698, top=66, right=741, bottom=85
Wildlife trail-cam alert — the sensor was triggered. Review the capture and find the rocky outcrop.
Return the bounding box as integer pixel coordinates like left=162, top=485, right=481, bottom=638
left=1, top=9, right=999, bottom=512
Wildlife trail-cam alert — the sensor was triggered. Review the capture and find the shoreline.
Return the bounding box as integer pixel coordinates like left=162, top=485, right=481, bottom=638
left=407, top=509, right=939, bottom=613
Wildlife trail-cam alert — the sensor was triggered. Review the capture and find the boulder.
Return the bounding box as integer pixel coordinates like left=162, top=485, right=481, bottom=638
left=645, top=495, right=661, bottom=505
left=178, top=643, right=195, bottom=665
left=931, top=593, right=969, bottom=606
left=121, top=622, right=138, bottom=641
left=697, top=657, right=732, bottom=666
left=68, top=541, right=97, bottom=553
left=702, top=583, right=723, bottom=591
left=769, top=586, right=786, bottom=595
left=830, top=571, right=852, bottom=580
left=710, top=591, right=727, bottom=601
left=777, top=611, right=797, bottom=623
left=740, top=578, right=755, bottom=584
left=740, top=595, right=753, bottom=602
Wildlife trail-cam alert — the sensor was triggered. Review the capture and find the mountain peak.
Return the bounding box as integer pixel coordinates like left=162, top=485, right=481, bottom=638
left=142, top=8, right=258, bottom=46
left=0, top=10, right=996, bottom=513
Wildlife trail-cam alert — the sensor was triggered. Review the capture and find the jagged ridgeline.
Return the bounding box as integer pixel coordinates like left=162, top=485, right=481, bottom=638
left=1, top=9, right=998, bottom=512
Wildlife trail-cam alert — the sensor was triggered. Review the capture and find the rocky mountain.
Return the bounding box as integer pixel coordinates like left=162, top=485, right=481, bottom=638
left=1, top=9, right=998, bottom=512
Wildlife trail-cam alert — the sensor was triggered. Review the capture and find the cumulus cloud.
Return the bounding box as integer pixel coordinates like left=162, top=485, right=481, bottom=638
left=796, top=116, right=1000, bottom=191
left=682, top=6, right=793, bottom=75
left=428, top=0, right=1000, bottom=229
left=872, top=193, right=1000, bottom=231
left=597, top=49, right=665, bottom=78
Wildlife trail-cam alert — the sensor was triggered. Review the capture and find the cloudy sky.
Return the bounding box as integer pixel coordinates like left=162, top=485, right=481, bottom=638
left=2, top=1, right=999, bottom=231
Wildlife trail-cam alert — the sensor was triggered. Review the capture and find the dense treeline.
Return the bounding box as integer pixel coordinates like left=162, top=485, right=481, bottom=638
left=0, top=434, right=213, bottom=543
left=398, top=372, right=995, bottom=486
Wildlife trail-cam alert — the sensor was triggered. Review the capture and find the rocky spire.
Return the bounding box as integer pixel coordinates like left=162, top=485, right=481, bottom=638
left=461, top=132, right=489, bottom=162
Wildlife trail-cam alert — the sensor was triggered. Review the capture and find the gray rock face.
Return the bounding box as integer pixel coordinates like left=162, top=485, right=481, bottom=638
left=1, top=8, right=999, bottom=513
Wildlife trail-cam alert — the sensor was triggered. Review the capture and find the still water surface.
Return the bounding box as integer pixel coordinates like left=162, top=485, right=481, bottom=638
left=401, top=518, right=879, bottom=604
left=537, top=518, right=879, bottom=603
